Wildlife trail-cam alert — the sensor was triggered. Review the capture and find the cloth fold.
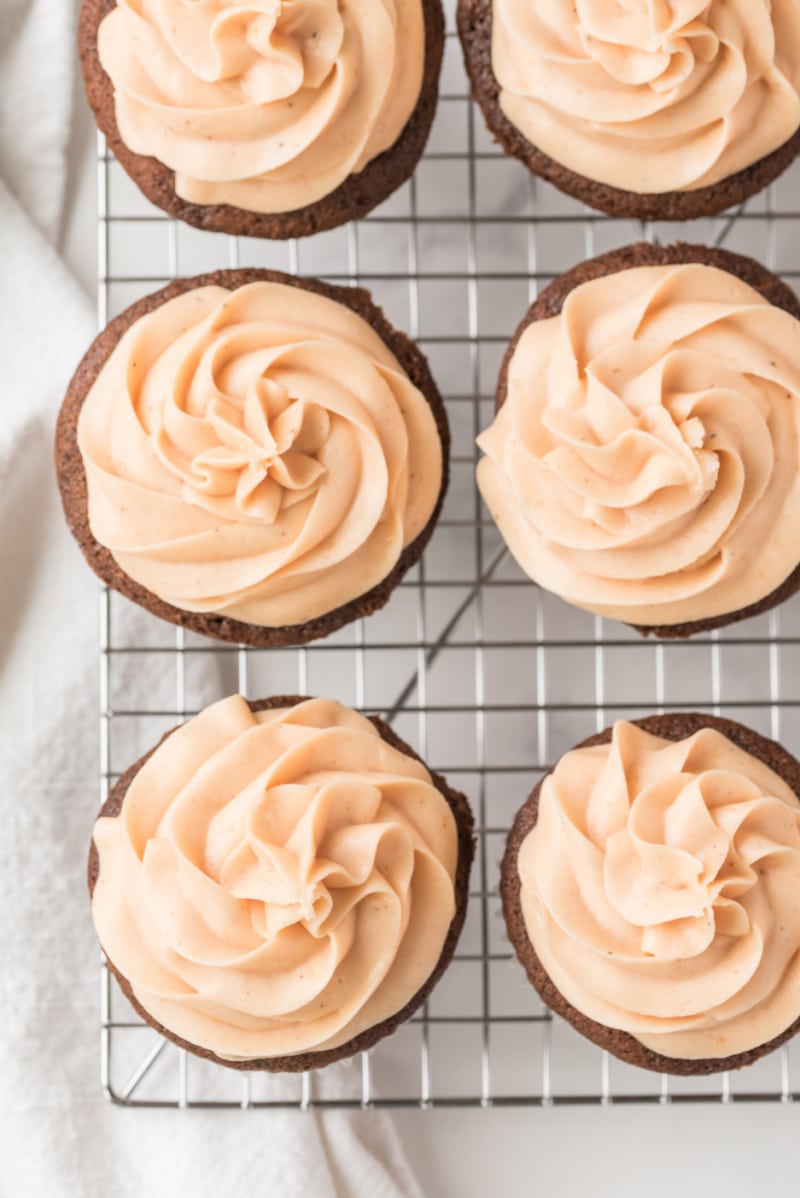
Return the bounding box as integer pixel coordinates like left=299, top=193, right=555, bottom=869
left=0, top=3, right=424, bottom=1194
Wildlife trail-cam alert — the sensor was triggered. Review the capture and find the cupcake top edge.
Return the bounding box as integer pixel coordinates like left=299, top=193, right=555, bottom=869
left=95, top=0, right=427, bottom=214
left=91, top=693, right=461, bottom=1063
left=516, top=716, right=800, bottom=1062
left=477, top=256, right=800, bottom=630
left=491, top=0, right=800, bottom=195
left=74, top=276, right=443, bottom=630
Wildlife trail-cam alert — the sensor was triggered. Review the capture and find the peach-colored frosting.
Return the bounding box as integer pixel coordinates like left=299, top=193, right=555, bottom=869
left=77, top=281, right=442, bottom=627
left=518, top=721, right=800, bottom=1060
left=477, top=263, right=800, bottom=628
left=91, top=696, right=459, bottom=1060
left=97, top=0, right=424, bottom=214
left=492, top=0, right=800, bottom=194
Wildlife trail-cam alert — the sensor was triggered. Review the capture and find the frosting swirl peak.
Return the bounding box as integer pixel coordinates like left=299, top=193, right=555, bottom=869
left=77, top=280, right=443, bottom=628
left=91, top=696, right=460, bottom=1060
left=98, top=0, right=425, bottom=213
left=518, top=721, right=800, bottom=1060
left=477, top=262, right=800, bottom=628
left=491, top=0, right=800, bottom=193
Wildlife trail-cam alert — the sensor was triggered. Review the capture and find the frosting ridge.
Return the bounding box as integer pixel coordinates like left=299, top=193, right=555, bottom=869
left=491, top=0, right=800, bottom=194
left=77, top=280, right=442, bottom=627
left=91, top=696, right=459, bottom=1060
left=477, top=262, right=800, bottom=627
left=98, top=0, right=425, bottom=213
left=518, top=721, right=800, bottom=1060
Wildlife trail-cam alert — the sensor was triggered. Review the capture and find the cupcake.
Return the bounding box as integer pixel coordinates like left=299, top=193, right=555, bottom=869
left=89, top=694, right=474, bottom=1071
left=477, top=243, right=800, bottom=638
left=56, top=268, right=448, bottom=647
left=458, top=0, right=800, bottom=220
left=502, top=713, right=800, bottom=1075
left=79, top=0, right=443, bottom=238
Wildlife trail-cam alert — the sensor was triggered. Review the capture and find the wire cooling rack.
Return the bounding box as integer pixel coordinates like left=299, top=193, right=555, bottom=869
left=95, top=6, right=800, bottom=1109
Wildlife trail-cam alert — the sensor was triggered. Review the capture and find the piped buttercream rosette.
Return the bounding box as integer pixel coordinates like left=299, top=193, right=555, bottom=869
left=90, top=695, right=472, bottom=1066
left=64, top=273, right=446, bottom=642
left=478, top=255, right=800, bottom=631
left=96, top=0, right=426, bottom=216
left=491, top=0, right=800, bottom=195
left=503, top=715, right=800, bottom=1070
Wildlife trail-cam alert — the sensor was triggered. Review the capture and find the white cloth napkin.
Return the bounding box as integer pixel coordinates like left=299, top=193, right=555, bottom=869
left=0, top=4, right=424, bottom=1194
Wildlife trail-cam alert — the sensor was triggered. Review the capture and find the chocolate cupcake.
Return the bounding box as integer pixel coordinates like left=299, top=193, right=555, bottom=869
left=56, top=268, right=448, bottom=647
left=79, top=0, right=443, bottom=238
left=502, top=713, right=800, bottom=1076
left=458, top=0, right=800, bottom=220
left=477, top=242, right=800, bottom=638
left=89, top=694, right=474, bottom=1072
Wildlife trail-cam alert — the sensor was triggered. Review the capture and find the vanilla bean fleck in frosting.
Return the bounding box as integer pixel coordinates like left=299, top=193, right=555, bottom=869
left=518, top=721, right=800, bottom=1060
left=98, top=0, right=425, bottom=213
left=91, top=696, right=459, bottom=1060
left=77, top=281, right=442, bottom=627
left=477, top=262, right=800, bottom=628
left=491, top=0, right=800, bottom=194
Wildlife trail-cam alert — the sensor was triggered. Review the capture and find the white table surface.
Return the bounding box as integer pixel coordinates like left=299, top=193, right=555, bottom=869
left=61, top=76, right=799, bottom=1198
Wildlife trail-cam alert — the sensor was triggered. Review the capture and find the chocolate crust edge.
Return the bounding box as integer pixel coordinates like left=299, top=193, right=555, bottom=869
left=88, top=694, right=476, bottom=1074
left=456, top=0, right=800, bottom=221
left=79, top=0, right=444, bottom=238
left=491, top=241, right=800, bottom=640
left=500, top=711, right=800, bottom=1077
left=55, top=267, right=450, bottom=647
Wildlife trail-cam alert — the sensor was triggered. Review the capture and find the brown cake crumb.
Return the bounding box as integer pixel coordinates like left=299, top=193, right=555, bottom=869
left=56, top=268, right=449, bottom=647
left=457, top=0, right=800, bottom=220
left=501, top=712, right=800, bottom=1076
left=492, top=242, right=800, bottom=639
left=79, top=0, right=444, bottom=237
left=89, top=695, right=475, bottom=1073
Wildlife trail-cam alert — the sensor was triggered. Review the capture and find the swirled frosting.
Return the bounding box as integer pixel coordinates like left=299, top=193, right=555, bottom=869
left=77, top=281, right=442, bottom=627
left=491, top=0, right=800, bottom=194
left=477, top=262, right=800, bottom=628
left=518, top=721, right=800, bottom=1060
left=97, top=0, right=424, bottom=214
left=91, top=696, right=459, bottom=1060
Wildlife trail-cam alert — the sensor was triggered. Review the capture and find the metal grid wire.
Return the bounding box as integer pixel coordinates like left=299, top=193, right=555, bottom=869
left=96, top=6, right=800, bottom=1109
